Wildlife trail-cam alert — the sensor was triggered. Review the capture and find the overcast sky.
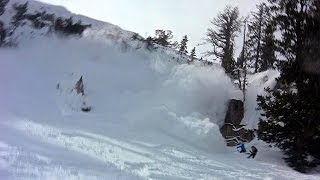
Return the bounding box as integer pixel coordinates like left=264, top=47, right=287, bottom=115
left=39, top=0, right=260, bottom=57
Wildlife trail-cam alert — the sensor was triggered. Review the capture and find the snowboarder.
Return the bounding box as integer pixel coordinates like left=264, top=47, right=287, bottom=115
left=247, top=146, right=258, bottom=159
left=237, top=143, right=246, bottom=153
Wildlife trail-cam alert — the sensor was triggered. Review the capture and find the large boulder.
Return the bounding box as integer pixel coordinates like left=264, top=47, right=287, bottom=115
left=224, top=99, right=244, bottom=125
left=220, top=99, right=254, bottom=146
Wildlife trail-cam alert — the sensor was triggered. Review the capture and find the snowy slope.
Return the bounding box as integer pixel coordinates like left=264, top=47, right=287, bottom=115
left=0, top=0, right=319, bottom=179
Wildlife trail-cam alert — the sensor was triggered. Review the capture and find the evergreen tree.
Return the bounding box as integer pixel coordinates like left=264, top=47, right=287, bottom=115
left=257, top=0, right=320, bottom=173
left=247, top=3, right=269, bottom=73
left=54, top=17, right=91, bottom=36
left=0, top=0, right=7, bottom=46
left=189, top=47, right=196, bottom=64
left=0, top=0, right=9, bottom=16
left=260, top=22, right=277, bottom=71
left=302, top=0, right=320, bottom=76
left=145, top=36, right=154, bottom=50
left=153, top=29, right=173, bottom=47
left=11, top=2, right=28, bottom=27
left=206, top=6, right=241, bottom=74
left=0, top=21, right=5, bottom=46
left=178, top=35, right=188, bottom=55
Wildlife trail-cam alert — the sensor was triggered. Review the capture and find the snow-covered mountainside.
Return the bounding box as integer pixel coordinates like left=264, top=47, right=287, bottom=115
left=0, top=0, right=319, bottom=179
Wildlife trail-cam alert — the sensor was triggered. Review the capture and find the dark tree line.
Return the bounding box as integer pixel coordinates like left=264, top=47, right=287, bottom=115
left=0, top=0, right=9, bottom=46
left=257, top=0, right=320, bottom=173
left=0, top=0, right=91, bottom=46
left=205, top=3, right=278, bottom=103
left=144, top=30, right=197, bottom=63
left=247, top=3, right=277, bottom=73
left=11, top=2, right=28, bottom=27
left=54, top=17, right=91, bottom=36
left=0, top=0, right=9, bottom=16
left=206, top=0, right=320, bottom=173
left=206, top=4, right=277, bottom=76
left=25, top=11, right=55, bottom=29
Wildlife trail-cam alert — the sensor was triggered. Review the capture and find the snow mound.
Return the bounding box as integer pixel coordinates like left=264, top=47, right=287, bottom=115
left=243, top=70, right=280, bottom=129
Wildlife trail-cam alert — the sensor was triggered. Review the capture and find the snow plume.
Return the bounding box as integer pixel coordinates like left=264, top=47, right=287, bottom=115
left=0, top=36, right=238, bottom=152
left=160, top=64, right=237, bottom=126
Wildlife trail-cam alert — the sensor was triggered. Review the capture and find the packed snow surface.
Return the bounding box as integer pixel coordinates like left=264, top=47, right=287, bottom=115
left=0, top=0, right=319, bottom=179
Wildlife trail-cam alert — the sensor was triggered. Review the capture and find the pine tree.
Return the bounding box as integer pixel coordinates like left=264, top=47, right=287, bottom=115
left=178, top=35, right=188, bottom=55
left=11, top=2, right=28, bottom=27
left=53, top=17, right=91, bottom=36
left=0, top=21, right=5, bottom=46
left=145, top=36, right=154, bottom=50
left=0, top=0, right=9, bottom=46
left=0, top=0, right=9, bottom=16
left=189, top=47, right=196, bottom=64
left=247, top=3, right=267, bottom=73
left=257, top=0, right=320, bottom=173
left=260, top=22, right=277, bottom=71
left=206, top=6, right=241, bottom=74
left=153, top=29, right=173, bottom=47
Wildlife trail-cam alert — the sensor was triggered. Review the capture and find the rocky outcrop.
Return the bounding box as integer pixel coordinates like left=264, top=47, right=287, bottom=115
left=75, top=76, right=85, bottom=96
left=224, top=99, right=244, bottom=125
left=220, top=99, right=255, bottom=146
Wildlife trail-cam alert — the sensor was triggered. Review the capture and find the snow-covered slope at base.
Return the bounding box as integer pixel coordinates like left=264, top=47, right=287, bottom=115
left=1, top=118, right=318, bottom=180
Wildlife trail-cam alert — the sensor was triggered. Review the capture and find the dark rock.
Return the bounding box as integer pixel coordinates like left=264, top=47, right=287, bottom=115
left=220, top=99, right=255, bottom=146
left=75, top=76, right=84, bottom=96
left=81, top=106, right=91, bottom=112
left=224, top=99, right=244, bottom=125
left=0, top=21, right=6, bottom=46
left=81, top=102, right=91, bottom=112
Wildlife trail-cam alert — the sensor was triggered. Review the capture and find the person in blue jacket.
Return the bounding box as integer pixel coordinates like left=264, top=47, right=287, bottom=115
left=237, top=143, right=246, bottom=153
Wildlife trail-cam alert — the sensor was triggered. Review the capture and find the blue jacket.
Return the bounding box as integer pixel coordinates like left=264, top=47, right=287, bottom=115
left=237, top=144, right=246, bottom=152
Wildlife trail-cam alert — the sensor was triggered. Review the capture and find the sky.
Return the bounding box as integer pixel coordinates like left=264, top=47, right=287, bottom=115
left=38, top=0, right=261, bottom=58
